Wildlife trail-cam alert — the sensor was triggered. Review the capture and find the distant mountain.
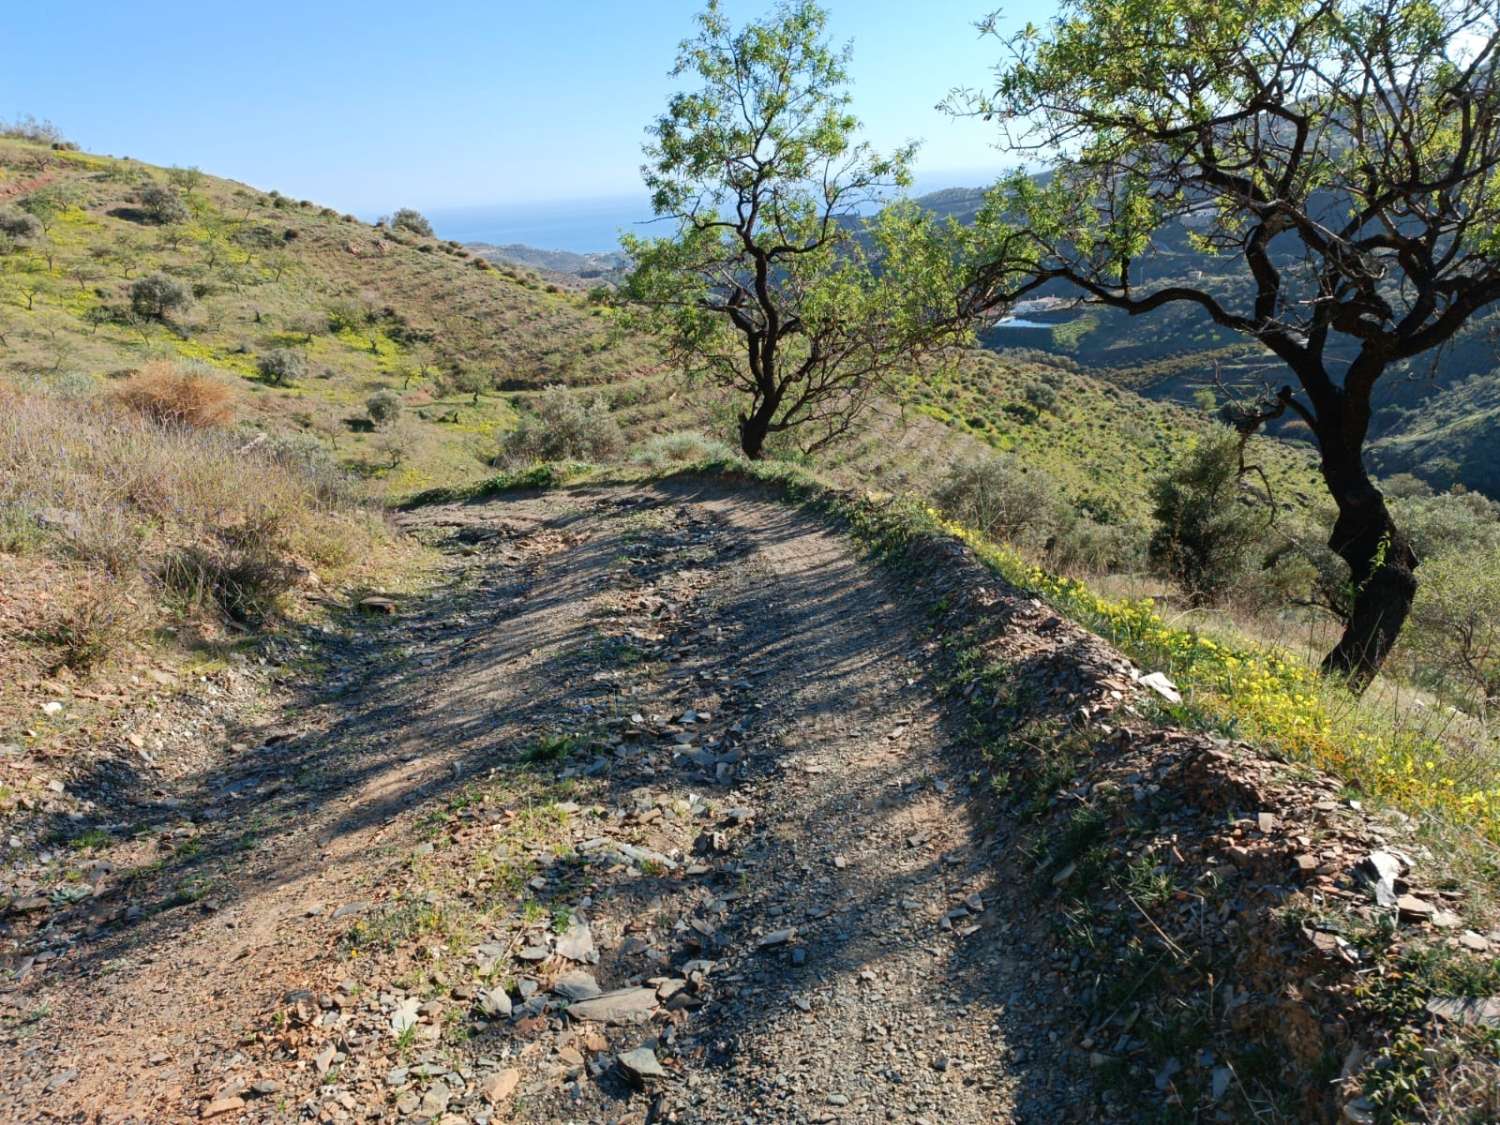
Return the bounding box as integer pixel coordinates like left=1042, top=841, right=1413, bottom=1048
left=466, top=242, right=629, bottom=287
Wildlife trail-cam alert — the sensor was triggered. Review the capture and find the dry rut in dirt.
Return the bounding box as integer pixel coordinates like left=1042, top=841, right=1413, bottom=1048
left=2, top=481, right=1099, bottom=1123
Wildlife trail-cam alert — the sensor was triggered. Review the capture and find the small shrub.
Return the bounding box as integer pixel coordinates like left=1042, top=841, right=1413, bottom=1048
left=0, top=114, right=68, bottom=145
left=257, top=348, right=308, bottom=386
left=136, top=183, right=189, bottom=225
left=128, top=273, right=190, bottom=320
left=1023, top=380, right=1059, bottom=413
left=112, top=361, right=234, bottom=428
left=1046, top=510, right=1147, bottom=575
left=936, top=456, right=1064, bottom=547
left=630, top=431, right=739, bottom=469
left=497, top=386, right=623, bottom=465
left=40, top=575, right=143, bottom=672
left=0, top=206, right=43, bottom=243
left=162, top=515, right=293, bottom=624
left=1147, top=431, right=1264, bottom=605
left=259, top=431, right=350, bottom=504
left=390, top=208, right=434, bottom=237
left=366, top=389, right=402, bottom=428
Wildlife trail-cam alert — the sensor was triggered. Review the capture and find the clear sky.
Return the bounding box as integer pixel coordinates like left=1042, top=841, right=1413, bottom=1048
left=1, top=1, right=1051, bottom=215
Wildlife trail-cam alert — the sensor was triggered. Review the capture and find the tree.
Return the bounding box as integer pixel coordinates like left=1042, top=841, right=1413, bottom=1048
left=444, top=365, right=489, bottom=405
left=366, top=389, right=403, bottom=428
left=390, top=208, right=434, bottom=237
left=257, top=348, right=308, bottom=386
left=0, top=207, right=43, bottom=244
left=166, top=165, right=204, bottom=194
left=1148, top=432, right=1265, bottom=605
left=954, top=0, right=1500, bottom=690
left=17, top=184, right=77, bottom=232
left=128, top=272, right=190, bottom=321
left=136, top=183, right=188, bottom=225
left=622, top=1, right=953, bottom=459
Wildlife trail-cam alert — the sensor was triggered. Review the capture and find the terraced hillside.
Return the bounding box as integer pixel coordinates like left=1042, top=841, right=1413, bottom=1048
left=0, top=137, right=657, bottom=496
left=919, top=186, right=1500, bottom=498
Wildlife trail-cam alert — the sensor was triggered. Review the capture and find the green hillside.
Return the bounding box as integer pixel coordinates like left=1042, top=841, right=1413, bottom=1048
left=917, top=187, right=1500, bottom=497
left=0, top=136, right=1328, bottom=529
left=0, top=136, right=656, bottom=496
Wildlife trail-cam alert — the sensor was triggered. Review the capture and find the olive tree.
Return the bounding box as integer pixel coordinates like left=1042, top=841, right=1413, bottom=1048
left=390, top=208, right=434, bottom=237
left=366, top=389, right=402, bottom=428
left=0, top=207, right=43, bottom=244
left=136, top=183, right=188, bottom=225
left=18, top=184, right=77, bottom=231
left=257, top=348, right=308, bottom=386
left=129, top=272, right=190, bottom=320
left=954, top=0, right=1500, bottom=689
left=623, top=1, right=957, bottom=459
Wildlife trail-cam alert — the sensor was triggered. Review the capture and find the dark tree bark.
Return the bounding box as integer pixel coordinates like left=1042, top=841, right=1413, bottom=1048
left=1319, top=448, right=1420, bottom=688
left=739, top=397, right=779, bottom=460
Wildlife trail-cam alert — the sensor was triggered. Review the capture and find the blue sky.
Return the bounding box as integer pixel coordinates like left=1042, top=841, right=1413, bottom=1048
left=2, top=1, right=1051, bottom=215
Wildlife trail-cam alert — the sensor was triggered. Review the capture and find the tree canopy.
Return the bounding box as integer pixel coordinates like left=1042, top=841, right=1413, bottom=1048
left=954, top=0, right=1500, bottom=688
left=623, top=0, right=961, bottom=458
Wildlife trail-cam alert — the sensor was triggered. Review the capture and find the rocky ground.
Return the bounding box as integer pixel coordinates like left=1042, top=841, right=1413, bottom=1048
left=3, top=478, right=1494, bottom=1124
left=0, top=481, right=1104, bottom=1123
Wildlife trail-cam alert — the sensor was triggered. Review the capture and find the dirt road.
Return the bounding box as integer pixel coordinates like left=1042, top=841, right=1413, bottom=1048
left=1, top=481, right=1099, bottom=1122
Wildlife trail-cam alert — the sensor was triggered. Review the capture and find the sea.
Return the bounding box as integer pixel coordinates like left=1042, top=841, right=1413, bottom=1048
left=424, top=195, right=655, bottom=253
left=423, top=173, right=1003, bottom=254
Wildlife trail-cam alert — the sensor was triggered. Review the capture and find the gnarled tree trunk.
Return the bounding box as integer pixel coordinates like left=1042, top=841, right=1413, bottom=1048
left=738, top=391, right=780, bottom=460
left=1320, top=455, right=1418, bottom=692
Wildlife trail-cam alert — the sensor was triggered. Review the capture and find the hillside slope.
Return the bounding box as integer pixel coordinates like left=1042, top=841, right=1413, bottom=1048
left=917, top=187, right=1500, bottom=496
left=0, top=137, right=1329, bottom=529
left=0, top=137, right=656, bottom=495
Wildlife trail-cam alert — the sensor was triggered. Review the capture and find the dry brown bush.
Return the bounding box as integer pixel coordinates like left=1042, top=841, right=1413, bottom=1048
left=161, top=515, right=293, bottom=624
left=0, top=384, right=389, bottom=642
left=111, top=361, right=234, bottom=428
left=39, top=573, right=144, bottom=671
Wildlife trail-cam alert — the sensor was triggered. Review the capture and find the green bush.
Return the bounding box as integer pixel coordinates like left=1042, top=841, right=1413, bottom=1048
left=366, top=389, right=402, bottom=428
left=498, top=386, right=623, bottom=466
left=1023, top=380, right=1059, bottom=413
left=935, top=456, right=1064, bottom=547
left=257, top=348, right=308, bottom=386
left=0, top=206, right=43, bottom=243
left=390, top=208, right=434, bottom=237
left=630, top=431, right=739, bottom=469
left=1147, top=431, right=1264, bottom=604
left=136, top=183, right=188, bottom=225
left=128, top=273, right=190, bottom=320
left=1046, top=508, right=1147, bottom=575
left=1406, top=550, right=1500, bottom=710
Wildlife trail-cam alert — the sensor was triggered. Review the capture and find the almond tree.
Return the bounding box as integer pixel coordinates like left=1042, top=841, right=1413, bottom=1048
left=624, top=1, right=953, bottom=459
left=956, top=0, right=1500, bottom=688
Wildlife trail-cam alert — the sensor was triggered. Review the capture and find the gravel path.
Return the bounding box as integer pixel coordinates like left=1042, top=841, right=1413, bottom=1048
left=1, top=481, right=1093, bottom=1123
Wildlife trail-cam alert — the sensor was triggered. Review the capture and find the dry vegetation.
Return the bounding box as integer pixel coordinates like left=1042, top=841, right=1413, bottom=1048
left=0, top=375, right=397, bottom=688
